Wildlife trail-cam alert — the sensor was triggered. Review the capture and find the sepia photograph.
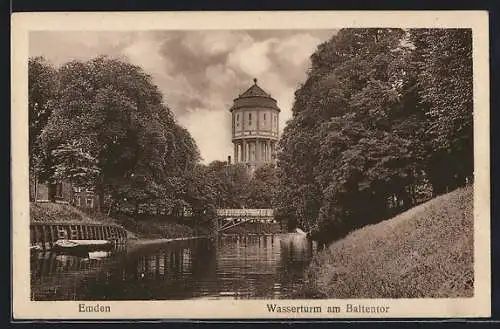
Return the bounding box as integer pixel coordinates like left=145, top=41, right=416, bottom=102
left=11, top=11, right=490, bottom=319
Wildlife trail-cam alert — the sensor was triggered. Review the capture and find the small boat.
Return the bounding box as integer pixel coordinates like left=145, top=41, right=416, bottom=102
left=52, top=239, right=113, bottom=256
left=87, top=250, right=112, bottom=259
left=295, top=228, right=307, bottom=235
left=30, top=245, right=43, bottom=252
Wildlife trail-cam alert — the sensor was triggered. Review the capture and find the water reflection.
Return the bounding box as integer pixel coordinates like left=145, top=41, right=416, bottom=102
left=30, top=234, right=316, bottom=300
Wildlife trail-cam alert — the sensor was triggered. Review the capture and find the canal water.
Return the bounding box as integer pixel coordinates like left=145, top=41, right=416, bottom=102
left=30, top=234, right=317, bottom=300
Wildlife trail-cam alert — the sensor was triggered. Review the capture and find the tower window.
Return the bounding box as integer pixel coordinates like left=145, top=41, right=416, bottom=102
left=248, top=113, right=252, bottom=126
left=263, top=113, right=266, bottom=121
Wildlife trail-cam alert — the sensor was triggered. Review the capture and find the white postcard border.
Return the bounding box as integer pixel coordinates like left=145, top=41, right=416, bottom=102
left=11, top=10, right=491, bottom=319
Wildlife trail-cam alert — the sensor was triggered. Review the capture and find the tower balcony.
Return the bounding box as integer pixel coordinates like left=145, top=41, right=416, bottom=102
left=232, top=130, right=279, bottom=141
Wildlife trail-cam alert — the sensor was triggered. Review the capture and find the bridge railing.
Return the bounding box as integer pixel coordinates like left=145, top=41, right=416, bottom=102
left=216, top=209, right=274, bottom=217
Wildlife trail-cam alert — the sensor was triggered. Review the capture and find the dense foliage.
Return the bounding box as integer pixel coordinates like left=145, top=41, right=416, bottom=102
left=276, top=28, right=473, bottom=243
left=29, top=56, right=277, bottom=219
left=203, top=162, right=277, bottom=209
left=30, top=56, right=202, bottom=216
left=29, top=57, right=59, bottom=201
left=30, top=28, right=472, bottom=238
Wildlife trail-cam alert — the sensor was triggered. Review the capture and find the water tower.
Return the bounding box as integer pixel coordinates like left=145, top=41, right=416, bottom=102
left=230, top=78, right=280, bottom=171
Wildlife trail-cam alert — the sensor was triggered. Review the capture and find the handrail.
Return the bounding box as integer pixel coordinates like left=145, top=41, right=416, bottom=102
left=30, top=221, right=123, bottom=227
left=216, top=208, right=274, bottom=217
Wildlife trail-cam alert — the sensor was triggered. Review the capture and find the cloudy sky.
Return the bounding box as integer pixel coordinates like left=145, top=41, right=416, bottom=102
left=30, top=30, right=336, bottom=163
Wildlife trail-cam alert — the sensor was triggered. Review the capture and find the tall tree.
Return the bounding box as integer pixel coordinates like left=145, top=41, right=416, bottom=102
left=205, top=162, right=251, bottom=208
left=410, top=29, right=473, bottom=194
left=247, top=164, right=278, bottom=208
left=39, top=56, right=200, bottom=211
left=28, top=57, right=59, bottom=201
left=277, top=28, right=469, bottom=244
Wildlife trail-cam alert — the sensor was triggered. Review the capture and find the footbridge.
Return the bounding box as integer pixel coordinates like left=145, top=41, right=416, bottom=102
left=211, top=209, right=275, bottom=235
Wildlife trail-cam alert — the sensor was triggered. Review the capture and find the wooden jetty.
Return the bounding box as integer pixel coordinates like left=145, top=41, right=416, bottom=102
left=30, top=221, right=127, bottom=251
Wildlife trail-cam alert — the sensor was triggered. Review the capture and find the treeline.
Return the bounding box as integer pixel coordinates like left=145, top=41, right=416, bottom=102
left=200, top=162, right=277, bottom=209
left=29, top=56, right=276, bottom=219
left=275, top=28, right=473, bottom=243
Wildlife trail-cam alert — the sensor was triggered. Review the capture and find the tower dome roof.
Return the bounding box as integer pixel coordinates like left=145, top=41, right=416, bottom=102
left=230, top=79, right=280, bottom=112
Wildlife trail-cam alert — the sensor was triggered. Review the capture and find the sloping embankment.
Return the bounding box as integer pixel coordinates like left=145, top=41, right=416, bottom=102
left=30, top=202, right=116, bottom=224
left=303, top=186, right=473, bottom=298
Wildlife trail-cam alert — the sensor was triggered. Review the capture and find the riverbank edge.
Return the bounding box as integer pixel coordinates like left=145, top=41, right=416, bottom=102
left=30, top=202, right=286, bottom=246
left=127, top=235, right=207, bottom=248
left=29, top=202, right=199, bottom=242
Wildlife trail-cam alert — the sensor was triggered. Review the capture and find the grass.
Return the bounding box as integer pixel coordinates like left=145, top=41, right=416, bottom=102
left=221, top=222, right=282, bottom=235
left=116, top=216, right=199, bottom=239
left=30, top=202, right=116, bottom=224
left=303, top=186, right=474, bottom=298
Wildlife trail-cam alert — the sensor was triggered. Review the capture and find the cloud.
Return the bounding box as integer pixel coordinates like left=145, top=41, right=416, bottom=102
left=122, top=36, right=173, bottom=76
left=205, top=64, right=238, bottom=88
left=181, top=31, right=246, bottom=56
left=227, top=38, right=277, bottom=78
left=29, top=31, right=135, bottom=66
left=274, top=33, right=321, bottom=67
left=177, top=108, right=233, bottom=163
left=29, top=29, right=336, bottom=164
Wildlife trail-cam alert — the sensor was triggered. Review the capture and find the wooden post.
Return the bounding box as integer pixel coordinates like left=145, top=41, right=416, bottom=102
left=34, top=225, right=40, bottom=248
left=41, top=225, right=46, bottom=248
left=30, top=226, right=35, bottom=246
left=41, top=225, right=48, bottom=250
left=48, top=252, right=56, bottom=275
left=70, top=225, right=78, bottom=240
left=210, top=217, right=219, bottom=237
left=41, top=252, right=49, bottom=276
left=48, top=225, right=53, bottom=248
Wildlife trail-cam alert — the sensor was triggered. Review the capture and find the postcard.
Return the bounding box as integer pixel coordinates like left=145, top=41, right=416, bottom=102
left=11, top=10, right=490, bottom=319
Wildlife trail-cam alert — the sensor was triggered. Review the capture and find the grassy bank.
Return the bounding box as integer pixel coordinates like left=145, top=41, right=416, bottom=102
left=301, top=186, right=473, bottom=298
left=115, top=215, right=208, bottom=240
left=30, top=202, right=116, bottom=224
left=29, top=202, right=204, bottom=240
